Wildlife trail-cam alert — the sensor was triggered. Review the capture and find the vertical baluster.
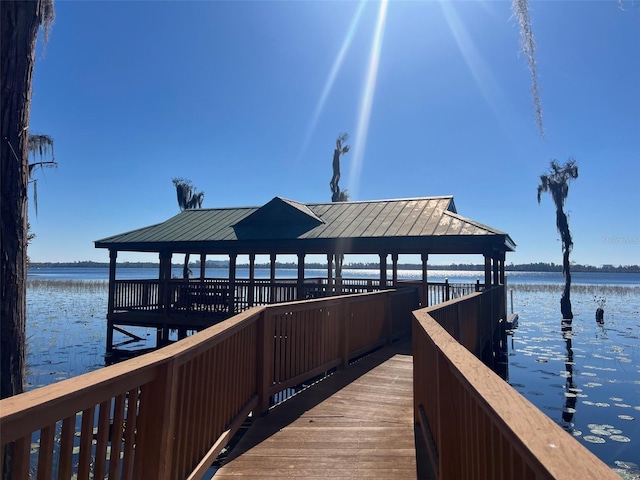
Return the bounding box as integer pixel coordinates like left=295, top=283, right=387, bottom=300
left=12, top=435, right=31, bottom=479
left=77, top=407, right=95, bottom=480
left=57, top=415, right=75, bottom=479
left=37, top=424, right=55, bottom=480
left=121, top=388, right=139, bottom=480
left=109, top=394, right=126, bottom=479
left=93, top=400, right=111, bottom=479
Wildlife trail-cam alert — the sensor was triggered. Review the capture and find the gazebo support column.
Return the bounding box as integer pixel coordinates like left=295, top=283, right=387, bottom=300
left=297, top=254, right=305, bottom=300
left=248, top=254, right=256, bottom=307
left=335, top=252, right=343, bottom=296
left=326, top=254, right=333, bottom=296
left=158, top=251, right=172, bottom=346
left=421, top=253, right=428, bottom=307
left=484, top=255, right=492, bottom=289
left=391, top=253, right=399, bottom=287
left=492, top=255, right=499, bottom=286
left=106, top=250, right=117, bottom=353
left=159, top=251, right=173, bottom=311
left=499, top=253, right=507, bottom=319
left=228, top=254, right=237, bottom=314
left=379, top=254, right=387, bottom=289
left=199, top=253, right=206, bottom=280
left=270, top=253, right=277, bottom=303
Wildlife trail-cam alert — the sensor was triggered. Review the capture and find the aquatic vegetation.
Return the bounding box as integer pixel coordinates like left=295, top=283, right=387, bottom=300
left=508, top=284, right=640, bottom=470
left=27, top=278, right=108, bottom=293
left=26, top=279, right=109, bottom=389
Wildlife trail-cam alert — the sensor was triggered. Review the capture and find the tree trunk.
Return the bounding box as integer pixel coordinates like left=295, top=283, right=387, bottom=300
left=556, top=206, right=573, bottom=320
left=1, top=0, right=42, bottom=401
left=183, top=253, right=191, bottom=279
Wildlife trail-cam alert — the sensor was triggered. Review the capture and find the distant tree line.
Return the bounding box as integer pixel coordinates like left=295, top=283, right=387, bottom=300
left=29, top=261, right=640, bottom=273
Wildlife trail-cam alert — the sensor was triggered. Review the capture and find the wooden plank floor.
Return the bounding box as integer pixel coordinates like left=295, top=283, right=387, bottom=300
left=214, top=341, right=422, bottom=479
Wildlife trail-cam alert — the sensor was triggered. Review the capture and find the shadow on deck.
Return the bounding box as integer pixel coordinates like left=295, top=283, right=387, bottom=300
left=214, top=340, right=432, bottom=479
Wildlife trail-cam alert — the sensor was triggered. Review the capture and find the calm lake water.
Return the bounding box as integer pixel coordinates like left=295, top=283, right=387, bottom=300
left=26, top=267, right=640, bottom=476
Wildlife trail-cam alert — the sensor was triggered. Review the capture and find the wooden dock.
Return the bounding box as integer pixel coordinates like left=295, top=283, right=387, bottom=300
left=4, top=286, right=617, bottom=480
left=215, top=341, right=426, bottom=479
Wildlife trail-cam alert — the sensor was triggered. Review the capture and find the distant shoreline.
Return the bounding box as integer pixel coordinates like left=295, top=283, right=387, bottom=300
left=29, top=261, right=640, bottom=274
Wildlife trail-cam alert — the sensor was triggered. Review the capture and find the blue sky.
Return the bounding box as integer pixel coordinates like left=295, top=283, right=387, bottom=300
left=27, top=0, right=639, bottom=266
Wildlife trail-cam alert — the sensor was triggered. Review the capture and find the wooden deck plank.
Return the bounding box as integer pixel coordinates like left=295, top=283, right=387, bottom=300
left=215, top=341, right=419, bottom=479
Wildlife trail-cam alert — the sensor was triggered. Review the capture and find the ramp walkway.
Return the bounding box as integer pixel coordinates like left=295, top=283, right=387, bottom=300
left=215, top=341, right=424, bottom=479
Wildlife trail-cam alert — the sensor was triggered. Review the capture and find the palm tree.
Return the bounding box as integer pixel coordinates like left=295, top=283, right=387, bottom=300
left=172, top=178, right=204, bottom=278
left=28, top=133, right=56, bottom=217
left=329, top=134, right=351, bottom=277
left=172, top=177, right=204, bottom=211
left=1, top=0, right=55, bottom=410
left=537, top=159, right=579, bottom=320
left=25, top=134, right=56, bottom=268
left=330, top=133, right=350, bottom=200
left=2, top=3, right=54, bottom=475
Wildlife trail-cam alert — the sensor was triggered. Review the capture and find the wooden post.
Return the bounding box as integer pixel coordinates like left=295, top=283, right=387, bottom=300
left=106, top=250, right=117, bottom=353
left=297, top=253, right=305, bottom=300
left=133, top=361, right=177, bottom=479
left=256, top=310, right=271, bottom=414
left=499, top=254, right=505, bottom=285
left=326, top=253, right=333, bottom=296
left=270, top=253, right=276, bottom=303
left=488, top=287, right=498, bottom=368
left=159, top=251, right=172, bottom=315
left=386, top=291, right=393, bottom=345
left=108, top=250, right=117, bottom=315
left=484, top=255, right=491, bottom=289
left=379, top=253, right=387, bottom=289
left=391, top=253, right=399, bottom=287
left=335, top=251, right=343, bottom=296
left=421, top=253, right=428, bottom=307
left=437, top=349, right=461, bottom=480
left=228, top=253, right=237, bottom=314
left=445, top=278, right=450, bottom=302
left=456, top=301, right=462, bottom=342
left=106, top=318, right=114, bottom=354
left=249, top=253, right=256, bottom=307
left=340, top=297, right=349, bottom=368
left=492, top=255, right=499, bottom=287
left=199, top=253, right=206, bottom=280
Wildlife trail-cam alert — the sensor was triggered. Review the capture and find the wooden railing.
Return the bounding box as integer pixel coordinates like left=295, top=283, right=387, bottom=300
left=398, top=279, right=479, bottom=307
left=413, top=286, right=619, bottom=479
left=113, top=279, right=160, bottom=311
left=1, top=288, right=418, bottom=479
left=111, top=277, right=472, bottom=317
left=112, top=278, right=325, bottom=315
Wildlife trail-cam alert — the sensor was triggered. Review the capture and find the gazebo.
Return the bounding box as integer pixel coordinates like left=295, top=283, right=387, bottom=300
left=95, top=195, right=515, bottom=351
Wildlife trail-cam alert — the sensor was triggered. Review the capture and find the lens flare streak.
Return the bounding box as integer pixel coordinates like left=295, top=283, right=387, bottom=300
left=349, top=0, right=389, bottom=199
left=298, top=1, right=367, bottom=162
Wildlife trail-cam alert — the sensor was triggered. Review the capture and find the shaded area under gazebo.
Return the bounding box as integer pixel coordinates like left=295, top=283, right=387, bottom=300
left=95, top=195, right=515, bottom=353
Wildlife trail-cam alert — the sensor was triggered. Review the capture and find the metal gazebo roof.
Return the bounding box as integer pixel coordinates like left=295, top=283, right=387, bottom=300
left=95, top=196, right=516, bottom=256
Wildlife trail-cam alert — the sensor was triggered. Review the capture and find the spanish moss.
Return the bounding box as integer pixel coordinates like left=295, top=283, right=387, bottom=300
left=512, top=0, right=544, bottom=137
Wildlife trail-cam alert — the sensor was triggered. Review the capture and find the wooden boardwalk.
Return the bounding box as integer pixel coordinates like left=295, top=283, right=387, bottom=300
left=214, top=341, right=425, bottom=479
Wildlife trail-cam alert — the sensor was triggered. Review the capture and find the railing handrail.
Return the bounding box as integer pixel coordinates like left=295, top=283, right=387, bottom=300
left=0, top=308, right=260, bottom=444
left=413, top=287, right=618, bottom=479
left=1, top=287, right=419, bottom=479
left=110, top=277, right=475, bottom=314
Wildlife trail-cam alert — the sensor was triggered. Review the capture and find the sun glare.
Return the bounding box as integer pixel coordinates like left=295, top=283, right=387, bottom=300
left=348, top=0, right=389, bottom=199
left=438, top=1, right=515, bottom=140
left=298, top=1, right=367, bottom=162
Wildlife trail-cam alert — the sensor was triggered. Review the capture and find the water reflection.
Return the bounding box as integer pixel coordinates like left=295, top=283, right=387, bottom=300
left=561, top=321, right=577, bottom=426
left=508, top=285, right=640, bottom=474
